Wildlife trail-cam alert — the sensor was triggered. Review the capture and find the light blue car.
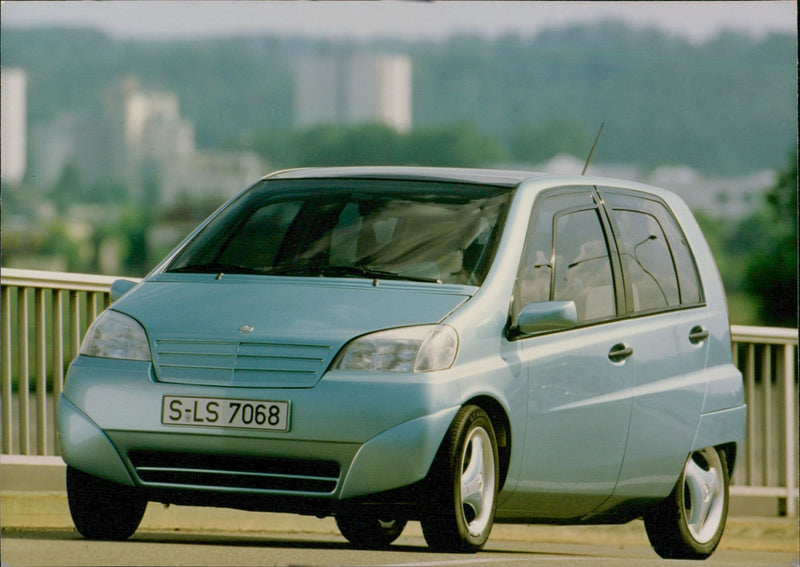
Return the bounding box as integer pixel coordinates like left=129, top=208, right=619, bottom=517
left=58, top=167, right=745, bottom=558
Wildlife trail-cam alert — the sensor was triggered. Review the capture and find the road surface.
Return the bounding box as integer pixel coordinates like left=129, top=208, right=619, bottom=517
left=1, top=527, right=797, bottom=567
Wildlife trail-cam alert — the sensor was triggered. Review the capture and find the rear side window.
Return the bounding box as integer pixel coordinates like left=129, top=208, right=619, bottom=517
left=601, top=189, right=703, bottom=313
left=608, top=209, right=679, bottom=311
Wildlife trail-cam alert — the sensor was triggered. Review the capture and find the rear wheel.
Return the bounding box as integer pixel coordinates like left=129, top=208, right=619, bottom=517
left=336, top=511, right=407, bottom=548
left=643, top=447, right=729, bottom=559
left=67, top=466, right=147, bottom=540
left=420, top=405, right=499, bottom=553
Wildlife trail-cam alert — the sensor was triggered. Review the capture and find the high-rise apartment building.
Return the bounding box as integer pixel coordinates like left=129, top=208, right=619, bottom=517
left=109, top=79, right=195, bottom=193
left=1, top=68, right=27, bottom=184
left=295, top=53, right=412, bottom=132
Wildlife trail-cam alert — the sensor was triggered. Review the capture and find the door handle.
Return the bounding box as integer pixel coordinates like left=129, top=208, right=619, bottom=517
left=608, top=343, right=633, bottom=362
left=689, top=325, right=710, bottom=345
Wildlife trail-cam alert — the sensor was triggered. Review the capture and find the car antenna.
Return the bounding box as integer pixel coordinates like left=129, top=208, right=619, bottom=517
left=581, top=122, right=605, bottom=175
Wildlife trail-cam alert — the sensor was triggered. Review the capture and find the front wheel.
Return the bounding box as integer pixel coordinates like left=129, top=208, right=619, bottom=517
left=67, top=466, right=147, bottom=540
left=643, top=447, right=729, bottom=559
left=420, top=405, right=499, bottom=553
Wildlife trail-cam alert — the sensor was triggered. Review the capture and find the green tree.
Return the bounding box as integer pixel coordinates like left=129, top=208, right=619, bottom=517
left=117, top=206, right=151, bottom=276
left=242, top=122, right=507, bottom=169
left=39, top=221, right=85, bottom=272
left=405, top=123, right=508, bottom=167
left=743, top=153, right=797, bottom=327
left=49, top=162, right=83, bottom=213
left=294, top=123, right=403, bottom=166
left=510, top=119, right=592, bottom=164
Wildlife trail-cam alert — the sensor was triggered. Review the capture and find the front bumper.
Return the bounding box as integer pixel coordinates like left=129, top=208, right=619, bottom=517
left=58, top=356, right=460, bottom=504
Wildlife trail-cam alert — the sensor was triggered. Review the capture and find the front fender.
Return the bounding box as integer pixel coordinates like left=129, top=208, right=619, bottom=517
left=338, top=405, right=459, bottom=499
left=57, top=395, right=137, bottom=486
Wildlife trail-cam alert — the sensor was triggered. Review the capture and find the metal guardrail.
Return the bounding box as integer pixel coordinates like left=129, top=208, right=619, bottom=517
left=1, top=269, right=137, bottom=457
left=1, top=268, right=797, bottom=515
left=730, top=325, right=798, bottom=516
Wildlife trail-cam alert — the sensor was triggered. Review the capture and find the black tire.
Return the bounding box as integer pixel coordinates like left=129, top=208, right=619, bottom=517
left=335, top=511, right=407, bottom=548
left=643, top=447, right=730, bottom=560
left=67, top=466, right=147, bottom=540
left=420, top=405, right=499, bottom=553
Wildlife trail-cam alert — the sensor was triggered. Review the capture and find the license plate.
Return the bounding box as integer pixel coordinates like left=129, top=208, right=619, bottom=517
left=162, top=396, right=290, bottom=431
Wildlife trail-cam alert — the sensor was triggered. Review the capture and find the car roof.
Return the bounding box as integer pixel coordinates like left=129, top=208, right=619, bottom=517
left=260, top=166, right=688, bottom=211
left=263, top=166, right=551, bottom=188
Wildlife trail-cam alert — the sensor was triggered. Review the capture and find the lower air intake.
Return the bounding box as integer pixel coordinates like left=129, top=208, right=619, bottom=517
left=128, top=451, right=340, bottom=494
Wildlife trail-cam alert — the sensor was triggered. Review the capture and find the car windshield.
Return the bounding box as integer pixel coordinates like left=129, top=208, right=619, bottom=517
left=166, top=178, right=513, bottom=286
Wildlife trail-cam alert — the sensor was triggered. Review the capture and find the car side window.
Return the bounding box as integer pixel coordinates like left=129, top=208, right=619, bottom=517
left=659, top=208, right=703, bottom=305
left=553, top=209, right=616, bottom=322
left=515, top=189, right=616, bottom=325
left=601, top=189, right=704, bottom=312
left=607, top=210, right=679, bottom=311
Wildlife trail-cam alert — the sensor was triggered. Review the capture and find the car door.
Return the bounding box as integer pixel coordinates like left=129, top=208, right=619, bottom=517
left=499, top=188, right=634, bottom=520
left=597, top=189, right=710, bottom=503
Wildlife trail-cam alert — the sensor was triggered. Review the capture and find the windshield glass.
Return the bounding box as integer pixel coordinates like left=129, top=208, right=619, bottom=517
left=166, top=178, right=513, bottom=285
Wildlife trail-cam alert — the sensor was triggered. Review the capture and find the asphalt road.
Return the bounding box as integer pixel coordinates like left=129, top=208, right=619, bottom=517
left=1, top=528, right=798, bottom=567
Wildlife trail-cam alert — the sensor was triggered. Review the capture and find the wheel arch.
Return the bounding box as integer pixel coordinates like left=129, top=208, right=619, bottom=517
left=716, top=441, right=737, bottom=479
left=690, top=404, right=745, bottom=479
left=463, top=395, right=512, bottom=491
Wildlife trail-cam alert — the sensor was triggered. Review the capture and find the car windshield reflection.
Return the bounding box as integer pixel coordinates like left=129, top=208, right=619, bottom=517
left=166, top=179, right=512, bottom=286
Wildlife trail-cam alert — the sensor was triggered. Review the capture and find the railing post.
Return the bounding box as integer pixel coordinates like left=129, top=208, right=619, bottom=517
left=35, top=288, right=48, bottom=455
left=762, top=345, right=773, bottom=486
left=1, top=286, right=12, bottom=454
left=87, top=292, right=99, bottom=328
left=17, top=287, right=30, bottom=455
left=69, top=291, right=81, bottom=361
left=745, top=343, right=756, bottom=484
left=783, top=343, right=797, bottom=517
left=52, top=290, right=64, bottom=456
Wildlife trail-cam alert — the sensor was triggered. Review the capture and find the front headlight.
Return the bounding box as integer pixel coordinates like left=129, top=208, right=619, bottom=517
left=80, top=310, right=151, bottom=361
left=332, top=324, right=458, bottom=373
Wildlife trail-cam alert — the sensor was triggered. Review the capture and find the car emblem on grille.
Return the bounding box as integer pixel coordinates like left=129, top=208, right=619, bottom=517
left=238, top=324, right=254, bottom=334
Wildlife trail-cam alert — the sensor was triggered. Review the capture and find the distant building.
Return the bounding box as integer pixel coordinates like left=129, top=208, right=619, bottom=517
left=30, top=114, right=78, bottom=187
left=296, top=57, right=343, bottom=129
left=295, top=53, right=412, bottom=132
left=1, top=68, right=27, bottom=185
left=160, top=150, right=264, bottom=207
left=24, top=77, right=264, bottom=210
left=112, top=80, right=267, bottom=206
left=32, top=78, right=263, bottom=206
left=106, top=78, right=195, bottom=196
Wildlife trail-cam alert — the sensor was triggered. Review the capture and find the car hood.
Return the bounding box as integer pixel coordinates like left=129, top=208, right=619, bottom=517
left=112, top=275, right=472, bottom=388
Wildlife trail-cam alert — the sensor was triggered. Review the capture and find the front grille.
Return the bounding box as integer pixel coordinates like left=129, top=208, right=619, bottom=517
left=153, top=339, right=333, bottom=388
left=129, top=451, right=340, bottom=494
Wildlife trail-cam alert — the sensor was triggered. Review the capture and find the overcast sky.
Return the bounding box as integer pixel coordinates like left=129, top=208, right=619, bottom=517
left=1, top=1, right=796, bottom=44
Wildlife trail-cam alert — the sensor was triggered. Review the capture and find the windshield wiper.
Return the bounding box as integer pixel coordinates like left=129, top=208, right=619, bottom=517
left=260, top=263, right=324, bottom=277
left=262, top=263, right=441, bottom=284
left=321, top=265, right=442, bottom=284
left=169, top=262, right=442, bottom=283
left=168, top=263, right=267, bottom=275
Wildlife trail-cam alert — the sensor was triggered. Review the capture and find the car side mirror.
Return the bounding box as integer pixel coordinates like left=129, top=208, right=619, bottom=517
left=516, top=300, right=578, bottom=335
left=110, top=279, right=138, bottom=302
